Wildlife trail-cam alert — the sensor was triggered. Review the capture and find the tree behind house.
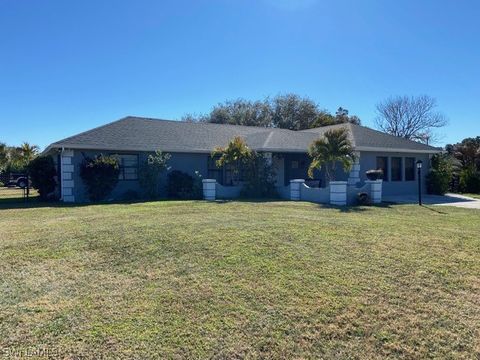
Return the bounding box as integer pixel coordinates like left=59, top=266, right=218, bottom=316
left=183, top=94, right=361, bottom=130
left=375, top=95, right=447, bottom=144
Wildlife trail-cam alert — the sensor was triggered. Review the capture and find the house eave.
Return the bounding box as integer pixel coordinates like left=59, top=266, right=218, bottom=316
left=355, top=146, right=441, bottom=154
left=43, top=143, right=442, bottom=156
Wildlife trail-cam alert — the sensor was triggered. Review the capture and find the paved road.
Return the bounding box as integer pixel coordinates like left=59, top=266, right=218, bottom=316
left=383, top=193, right=480, bottom=209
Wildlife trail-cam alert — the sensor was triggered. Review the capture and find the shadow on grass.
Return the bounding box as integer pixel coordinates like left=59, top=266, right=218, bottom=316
left=0, top=196, right=399, bottom=213
left=0, top=197, right=162, bottom=210
left=315, top=202, right=394, bottom=213
left=211, top=198, right=394, bottom=213
left=0, top=197, right=227, bottom=210
left=420, top=205, right=448, bottom=215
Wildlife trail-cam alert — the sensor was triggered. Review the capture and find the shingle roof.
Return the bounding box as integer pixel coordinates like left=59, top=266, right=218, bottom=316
left=301, top=123, right=441, bottom=152
left=45, top=116, right=441, bottom=154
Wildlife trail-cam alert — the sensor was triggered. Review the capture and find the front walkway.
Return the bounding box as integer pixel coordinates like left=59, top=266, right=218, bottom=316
left=383, top=193, right=480, bottom=209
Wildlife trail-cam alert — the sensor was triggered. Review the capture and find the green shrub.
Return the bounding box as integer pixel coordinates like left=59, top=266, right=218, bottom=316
left=0, top=181, right=4, bottom=187
left=212, top=137, right=277, bottom=198
left=459, top=167, right=480, bottom=194
left=138, top=150, right=170, bottom=199
left=167, top=170, right=202, bottom=199
left=426, top=154, right=454, bottom=195
left=27, top=156, right=57, bottom=200
left=240, top=154, right=278, bottom=198
left=191, top=171, right=203, bottom=199
left=80, top=155, right=120, bottom=202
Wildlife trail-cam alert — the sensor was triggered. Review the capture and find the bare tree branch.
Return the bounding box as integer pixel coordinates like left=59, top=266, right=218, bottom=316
left=375, top=95, right=447, bottom=144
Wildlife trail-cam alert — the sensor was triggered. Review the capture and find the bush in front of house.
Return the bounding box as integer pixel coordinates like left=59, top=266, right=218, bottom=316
left=459, top=166, right=480, bottom=194
left=365, top=169, right=383, bottom=181
left=426, top=154, right=454, bottom=195
left=80, top=155, right=120, bottom=202
left=27, top=155, right=57, bottom=200
left=240, top=154, right=278, bottom=198
left=138, top=150, right=171, bottom=199
left=167, top=170, right=203, bottom=199
left=212, top=136, right=277, bottom=198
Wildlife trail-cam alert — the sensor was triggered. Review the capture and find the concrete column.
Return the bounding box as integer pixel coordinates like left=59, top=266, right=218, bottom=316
left=290, top=179, right=305, bottom=201
left=61, top=149, right=75, bottom=202
left=366, top=179, right=383, bottom=204
left=330, top=181, right=347, bottom=206
left=202, top=179, right=216, bottom=201
left=348, top=152, right=361, bottom=185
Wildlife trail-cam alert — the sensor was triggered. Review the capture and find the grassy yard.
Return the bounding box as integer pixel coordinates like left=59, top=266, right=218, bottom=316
left=0, top=187, right=38, bottom=202
left=0, top=200, right=479, bottom=359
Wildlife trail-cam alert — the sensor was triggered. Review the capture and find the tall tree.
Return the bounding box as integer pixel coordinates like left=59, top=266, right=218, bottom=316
left=446, top=136, right=480, bottom=170
left=307, top=127, right=356, bottom=181
left=19, top=142, right=40, bottom=164
left=0, top=142, right=7, bottom=171
left=335, top=107, right=361, bottom=125
left=209, top=99, right=272, bottom=127
left=182, top=94, right=361, bottom=130
left=375, top=95, right=447, bottom=144
left=270, top=94, right=319, bottom=130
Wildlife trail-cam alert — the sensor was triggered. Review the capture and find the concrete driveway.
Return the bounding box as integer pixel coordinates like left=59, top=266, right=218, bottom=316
left=383, top=193, right=480, bottom=209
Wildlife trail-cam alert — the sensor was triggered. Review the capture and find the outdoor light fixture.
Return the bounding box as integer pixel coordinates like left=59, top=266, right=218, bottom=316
left=416, top=160, right=423, bottom=205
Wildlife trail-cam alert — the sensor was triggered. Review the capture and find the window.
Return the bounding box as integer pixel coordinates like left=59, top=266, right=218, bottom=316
left=405, top=157, right=415, bottom=181
left=114, top=154, right=138, bottom=180
left=391, top=157, right=402, bottom=181
left=376, top=157, right=388, bottom=181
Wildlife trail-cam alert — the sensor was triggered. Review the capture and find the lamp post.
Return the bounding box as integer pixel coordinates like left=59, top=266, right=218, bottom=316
left=416, top=160, right=423, bottom=205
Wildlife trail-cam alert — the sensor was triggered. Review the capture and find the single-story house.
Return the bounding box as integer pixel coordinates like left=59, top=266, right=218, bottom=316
left=43, top=116, right=441, bottom=202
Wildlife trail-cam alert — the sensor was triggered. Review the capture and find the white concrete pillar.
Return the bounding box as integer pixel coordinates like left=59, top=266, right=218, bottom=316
left=202, top=179, right=216, bottom=201
left=329, top=181, right=347, bottom=206
left=290, top=179, right=305, bottom=201
left=61, top=149, right=75, bottom=202
left=366, top=179, right=383, bottom=204
left=348, top=152, right=361, bottom=185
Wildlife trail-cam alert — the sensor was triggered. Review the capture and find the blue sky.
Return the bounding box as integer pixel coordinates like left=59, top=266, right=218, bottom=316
left=1, top=0, right=479, bottom=149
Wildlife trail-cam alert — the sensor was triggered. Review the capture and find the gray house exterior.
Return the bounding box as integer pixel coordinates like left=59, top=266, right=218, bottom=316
left=43, top=116, right=441, bottom=203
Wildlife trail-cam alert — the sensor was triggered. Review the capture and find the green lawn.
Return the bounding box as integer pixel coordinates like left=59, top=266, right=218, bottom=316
left=0, top=187, right=38, bottom=202
left=1, top=200, right=479, bottom=359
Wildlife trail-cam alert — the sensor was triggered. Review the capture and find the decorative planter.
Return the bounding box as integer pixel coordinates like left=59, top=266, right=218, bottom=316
left=365, top=169, right=383, bottom=181
left=202, top=179, right=216, bottom=201
left=329, top=181, right=347, bottom=206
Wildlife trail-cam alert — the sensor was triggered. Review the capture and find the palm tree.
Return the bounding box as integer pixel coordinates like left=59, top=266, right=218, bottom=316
left=19, top=142, right=40, bottom=164
left=307, top=127, right=356, bottom=182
